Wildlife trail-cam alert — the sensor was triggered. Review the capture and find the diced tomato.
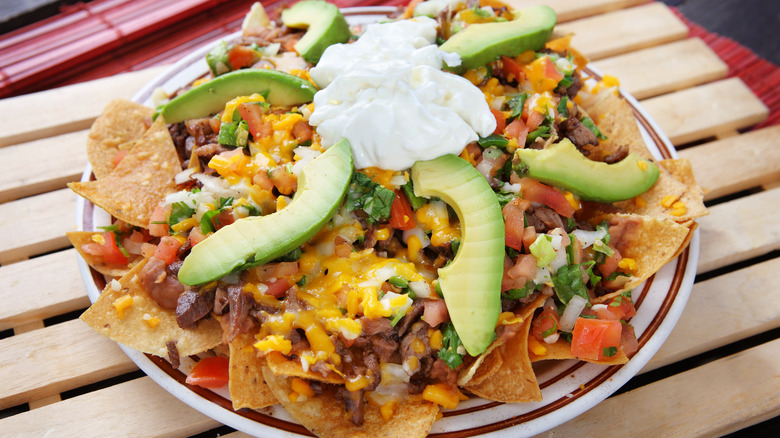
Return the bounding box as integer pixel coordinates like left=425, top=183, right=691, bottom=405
left=502, top=197, right=530, bottom=251
left=541, top=56, right=564, bottom=83
left=252, top=171, right=275, bottom=192
left=490, top=107, right=506, bottom=135
left=228, top=45, right=258, bottom=70
left=122, top=230, right=147, bottom=255
left=505, top=118, right=529, bottom=146
left=531, top=306, right=560, bottom=341
left=522, top=226, right=537, bottom=253
left=185, top=356, right=230, bottom=389
left=149, top=205, right=170, bottom=237
left=519, top=177, right=575, bottom=218
left=213, top=210, right=236, bottom=231
left=502, top=254, right=537, bottom=291
left=188, top=226, right=207, bottom=246
left=237, top=102, right=272, bottom=139
left=620, top=322, right=639, bottom=356
left=100, top=232, right=129, bottom=265
left=269, top=166, right=298, bottom=195
left=570, top=318, right=622, bottom=361
left=500, top=56, right=524, bottom=82
left=525, top=109, right=545, bottom=132
left=604, top=295, right=637, bottom=320
left=265, top=278, right=292, bottom=298
left=153, top=236, right=181, bottom=264
left=291, top=120, right=313, bottom=142
left=597, top=249, right=622, bottom=278
left=423, top=299, right=449, bottom=328
left=390, top=190, right=416, bottom=231
left=112, top=150, right=128, bottom=167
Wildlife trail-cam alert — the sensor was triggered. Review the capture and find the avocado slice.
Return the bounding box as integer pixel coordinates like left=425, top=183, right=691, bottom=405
left=412, top=154, right=504, bottom=356
left=160, top=69, right=317, bottom=124
left=178, top=139, right=353, bottom=285
left=281, top=0, right=351, bottom=64
left=440, top=5, right=556, bottom=73
left=513, top=138, right=660, bottom=203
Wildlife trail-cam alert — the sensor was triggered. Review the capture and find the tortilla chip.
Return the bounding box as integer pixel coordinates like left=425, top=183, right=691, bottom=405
left=66, top=231, right=142, bottom=277
left=69, top=117, right=180, bottom=228
left=86, top=99, right=154, bottom=179
left=261, top=366, right=439, bottom=438
left=80, top=258, right=223, bottom=358
left=266, top=351, right=346, bottom=384
left=464, top=316, right=541, bottom=403
left=229, top=333, right=277, bottom=410
left=580, top=89, right=654, bottom=160
left=529, top=337, right=628, bottom=365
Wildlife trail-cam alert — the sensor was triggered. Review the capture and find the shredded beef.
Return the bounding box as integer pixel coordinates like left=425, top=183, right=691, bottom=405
left=400, top=322, right=433, bottom=372
left=363, top=353, right=381, bottom=392
left=166, top=341, right=180, bottom=369
left=396, top=300, right=425, bottom=337
left=176, top=289, right=215, bottom=329
left=527, top=206, right=565, bottom=233
left=140, top=257, right=183, bottom=309
left=359, top=316, right=393, bottom=336
left=560, top=116, right=599, bottom=149
left=604, top=145, right=629, bottom=164
left=370, top=334, right=398, bottom=363
left=429, top=359, right=458, bottom=386
left=213, top=287, right=229, bottom=315
left=339, top=388, right=365, bottom=426
left=226, top=283, right=255, bottom=341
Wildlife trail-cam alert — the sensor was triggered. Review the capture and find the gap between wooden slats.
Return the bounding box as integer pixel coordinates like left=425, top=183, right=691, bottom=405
left=538, top=338, right=780, bottom=437
left=0, top=66, right=166, bottom=148
left=0, top=130, right=87, bottom=203
left=678, top=126, right=780, bottom=201
left=506, top=0, right=648, bottom=22
left=0, top=249, right=90, bottom=331
left=641, top=77, right=769, bottom=146
left=556, top=2, right=688, bottom=61
left=0, top=189, right=77, bottom=264
left=0, top=377, right=220, bottom=438
left=592, top=37, right=728, bottom=100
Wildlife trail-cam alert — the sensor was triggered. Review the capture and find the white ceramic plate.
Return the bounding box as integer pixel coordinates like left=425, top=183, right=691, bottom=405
left=76, top=6, right=699, bottom=437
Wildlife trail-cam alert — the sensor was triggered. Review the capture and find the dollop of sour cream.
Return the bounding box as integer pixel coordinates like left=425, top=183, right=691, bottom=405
left=308, top=17, right=496, bottom=170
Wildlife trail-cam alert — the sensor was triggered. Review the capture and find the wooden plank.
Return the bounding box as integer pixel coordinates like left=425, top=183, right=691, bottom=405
left=556, top=2, right=688, bottom=61
left=542, top=338, right=780, bottom=437
left=0, top=377, right=220, bottom=437
left=678, top=126, right=780, bottom=201
left=697, top=187, right=780, bottom=274
left=645, top=257, right=780, bottom=371
left=641, top=77, right=769, bottom=146
left=0, top=249, right=91, bottom=331
left=592, top=38, right=728, bottom=99
left=507, top=0, right=648, bottom=22
left=0, top=66, right=166, bottom=148
left=0, top=188, right=76, bottom=264
left=0, top=319, right=136, bottom=410
left=0, top=130, right=88, bottom=203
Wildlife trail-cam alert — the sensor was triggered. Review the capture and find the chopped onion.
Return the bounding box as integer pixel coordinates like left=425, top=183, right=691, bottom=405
left=571, top=228, right=608, bottom=249
left=402, top=227, right=431, bottom=248
left=559, top=295, right=588, bottom=333
left=543, top=332, right=560, bottom=344
left=390, top=173, right=408, bottom=187
left=501, top=182, right=522, bottom=194
left=549, top=246, right=568, bottom=273
left=290, top=146, right=321, bottom=176
left=409, top=281, right=432, bottom=299
left=174, top=168, right=196, bottom=185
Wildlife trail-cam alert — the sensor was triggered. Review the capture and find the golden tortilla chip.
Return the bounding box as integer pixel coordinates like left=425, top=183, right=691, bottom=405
left=66, top=231, right=142, bottom=277
left=261, top=366, right=439, bottom=438
left=229, top=333, right=277, bottom=410
left=464, top=316, right=541, bottom=403
left=69, top=116, right=180, bottom=228
left=86, top=99, right=154, bottom=180
left=579, top=88, right=654, bottom=160
left=266, top=351, right=346, bottom=384
left=529, top=337, right=628, bottom=365
left=80, top=258, right=223, bottom=357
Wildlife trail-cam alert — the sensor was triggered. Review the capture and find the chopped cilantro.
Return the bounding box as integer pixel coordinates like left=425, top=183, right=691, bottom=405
left=580, top=116, right=608, bottom=140
left=169, top=201, right=194, bottom=226
left=206, top=41, right=232, bottom=76
left=401, top=180, right=426, bottom=210
left=552, top=264, right=590, bottom=305
left=437, top=322, right=464, bottom=369
left=478, top=134, right=509, bottom=149
left=557, top=96, right=569, bottom=119
left=346, top=171, right=394, bottom=224
left=502, top=281, right=541, bottom=300
left=276, top=247, right=302, bottom=262
left=506, top=93, right=528, bottom=121
left=602, top=346, right=618, bottom=357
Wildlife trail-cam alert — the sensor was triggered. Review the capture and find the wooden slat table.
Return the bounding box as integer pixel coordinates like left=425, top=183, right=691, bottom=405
left=1, top=1, right=777, bottom=436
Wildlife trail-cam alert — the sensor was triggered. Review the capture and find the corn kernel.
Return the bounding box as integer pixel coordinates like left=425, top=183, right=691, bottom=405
left=637, top=160, right=648, bottom=171
left=634, top=196, right=647, bottom=208
left=429, top=330, right=443, bottom=350
left=380, top=401, right=398, bottom=421
left=291, top=377, right=315, bottom=398
left=142, top=313, right=160, bottom=328
left=171, top=217, right=198, bottom=233
left=670, top=206, right=687, bottom=216
left=498, top=311, right=523, bottom=326
left=112, top=294, right=134, bottom=319
left=91, top=233, right=106, bottom=245
left=375, top=227, right=391, bottom=241
left=422, top=383, right=460, bottom=410
left=602, top=75, right=620, bottom=87
left=528, top=335, right=547, bottom=356
left=618, top=257, right=638, bottom=272
left=661, top=194, right=679, bottom=208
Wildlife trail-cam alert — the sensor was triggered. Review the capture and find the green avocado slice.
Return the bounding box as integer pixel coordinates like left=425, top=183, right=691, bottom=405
left=159, top=69, right=318, bottom=124
left=440, top=5, right=556, bottom=73
left=412, top=154, right=504, bottom=356
left=513, top=138, right=660, bottom=203
left=281, top=0, right=351, bottom=64
left=178, top=139, right=353, bottom=285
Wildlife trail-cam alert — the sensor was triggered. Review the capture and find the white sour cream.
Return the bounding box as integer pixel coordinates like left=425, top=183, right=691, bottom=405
left=308, top=17, right=495, bottom=170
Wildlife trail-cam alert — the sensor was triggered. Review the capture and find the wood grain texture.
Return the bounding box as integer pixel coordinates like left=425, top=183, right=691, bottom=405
left=0, top=249, right=90, bottom=331
left=0, top=377, right=220, bottom=437
left=507, top=0, right=649, bottom=22
left=645, top=257, right=780, bottom=371
left=0, top=188, right=76, bottom=264
left=0, top=66, right=166, bottom=148
left=642, top=77, right=769, bottom=145
left=678, top=126, right=780, bottom=201
left=593, top=37, right=728, bottom=99
left=0, top=130, right=88, bottom=203
left=556, top=2, right=689, bottom=60
left=697, top=187, right=780, bottom=273
left=539, top=339, right=780, bottom=437
left=0, top=319, right=137, bottom=410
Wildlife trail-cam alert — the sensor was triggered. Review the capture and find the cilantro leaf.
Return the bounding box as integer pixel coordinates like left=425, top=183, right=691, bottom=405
left=437, top=322, right=464, bottom=369
left=169, top=202, right=194, bottom=227
left=346, top=171, right=394, bottom=224
left=401, top=180, right=426, bottom=210
left=602, top=346, right=618, bottom=357
left=580, top=116, right=608, bottom=140
left=478, top=134, right=509, bottom=149
left=552, top=263, right=590, bottom=305
left=506, top=93, right=528, bottom=122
